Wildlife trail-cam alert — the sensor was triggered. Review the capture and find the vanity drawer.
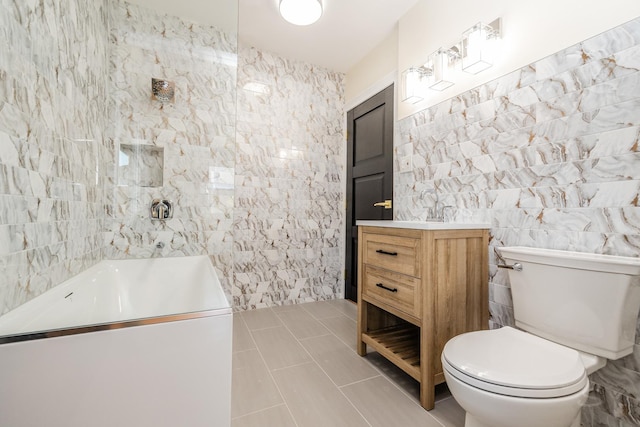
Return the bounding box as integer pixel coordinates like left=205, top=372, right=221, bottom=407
left=362, top=265, right=421, bottom=319
left=362, top=233, right=421, bottom=277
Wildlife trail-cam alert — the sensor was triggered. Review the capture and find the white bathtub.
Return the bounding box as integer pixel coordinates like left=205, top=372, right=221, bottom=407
left=0, top=256, right=232, bottom=427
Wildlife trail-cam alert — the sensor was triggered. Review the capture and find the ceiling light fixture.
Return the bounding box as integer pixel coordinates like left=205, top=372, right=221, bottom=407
left=279, top=0, right=323, bottom=26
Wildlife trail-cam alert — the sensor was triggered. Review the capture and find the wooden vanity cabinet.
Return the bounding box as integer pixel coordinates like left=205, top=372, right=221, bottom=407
left=356, top=225, right=489, bottom=410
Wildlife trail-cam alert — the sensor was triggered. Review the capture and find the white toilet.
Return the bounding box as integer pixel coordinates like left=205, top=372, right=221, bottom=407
left=441, top=246, right=640, bottom=427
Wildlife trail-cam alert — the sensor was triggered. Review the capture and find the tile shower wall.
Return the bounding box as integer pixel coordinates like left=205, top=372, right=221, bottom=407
left=234, top=46, right=345, bottom=310
left=396, top=18, right=640, bottom=426
left=105, top=0, right=237, bottom=296
left=0, top=1, right=110, bottom=315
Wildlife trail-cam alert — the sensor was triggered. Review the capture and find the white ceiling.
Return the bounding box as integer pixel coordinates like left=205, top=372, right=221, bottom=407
left=239, top=0, right=419, bottom=72
left=125, top=0, right=420, bottom=73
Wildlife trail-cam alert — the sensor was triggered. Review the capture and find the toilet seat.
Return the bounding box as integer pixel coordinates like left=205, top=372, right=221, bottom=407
left=442, top=327, right=588, bottom=398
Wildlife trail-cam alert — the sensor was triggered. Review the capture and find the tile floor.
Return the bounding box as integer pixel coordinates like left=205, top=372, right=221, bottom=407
left=231, top=299, right=465, bottom=427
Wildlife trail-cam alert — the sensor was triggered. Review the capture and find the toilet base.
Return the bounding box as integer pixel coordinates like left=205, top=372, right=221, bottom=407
left=465, top=412, right=581, bottom=427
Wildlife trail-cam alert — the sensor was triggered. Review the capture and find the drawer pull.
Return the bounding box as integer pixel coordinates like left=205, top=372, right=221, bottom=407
left=376, top=249, right=398, bottom=256
left=376, top=283, right=398, bottom=293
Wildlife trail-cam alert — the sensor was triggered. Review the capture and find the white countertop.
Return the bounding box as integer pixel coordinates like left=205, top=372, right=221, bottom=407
left=356, top=220, right=491, bottom=230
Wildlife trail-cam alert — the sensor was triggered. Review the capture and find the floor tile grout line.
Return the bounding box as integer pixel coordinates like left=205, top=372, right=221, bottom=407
left=268, top=360, right=316, bottom=374
left=335, top=387, right=374, bottom=427
left=274, top=304, right=375, bottom=426
left=343, top=329, right=428, bottom=406
left=239, top=308, right=284, bottom=332
left=230, top=403, right=290, bottom=422
left=296, top=331, right=334, bottom=342
left=271, top=306, right=335, bottom=340
left=232, top=347, right=259, bottom=355
left=337, top=374, right=383, bottom=389
left=295, top=336, right=380, bottom=389
left=325, top=298, right=359, bottom=319
left=235, top=301, right=459, bottom=426
left=317, top=316, right=358, bottom=349
left=340, top=310, right=455, bottom=427
left=261, top=307, right=304, bottom=427
left=341, top=353, right=449, bottom=425
left=429, top=410, right=449, bottom=427
left=242, top=324, right=283, bottom=332
left=289, top=308, right=377, bottom=427
left=333, top=339, right=451, bottom=427
left=360, top=352, right=434, bottom=410
left=266, top=303, right=361, bottom=426
left=238, top=310, right=301, bottom=427
left=324, top=315, right=447, bottom=419
left=320, top=313, right=357, bottom=322
left=299, top=300, right=348, bottom=321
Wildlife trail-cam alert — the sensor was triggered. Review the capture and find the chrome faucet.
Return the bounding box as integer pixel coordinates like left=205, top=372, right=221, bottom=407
left=150, top=199, right=173, bottom=220
left=423, top=188, right=450, bottom=222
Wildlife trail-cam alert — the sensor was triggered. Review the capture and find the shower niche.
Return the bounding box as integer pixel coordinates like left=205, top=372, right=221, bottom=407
left=117, top=143, right=164, bottom=187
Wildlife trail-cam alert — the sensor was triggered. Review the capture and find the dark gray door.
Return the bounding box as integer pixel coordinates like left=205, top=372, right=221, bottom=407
left=345, top=85, right=394, bottom=301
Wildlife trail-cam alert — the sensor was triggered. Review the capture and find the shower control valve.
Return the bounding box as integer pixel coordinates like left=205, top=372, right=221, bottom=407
left=150, top=199, right=173, bottom=220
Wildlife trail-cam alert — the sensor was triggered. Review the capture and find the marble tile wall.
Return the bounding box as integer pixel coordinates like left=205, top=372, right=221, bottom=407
left=234, top=46, right=345, bottom=310
left=0, top=0, right=111, bottom=315
left=395, top=17, right=640, bottom=426
left=105, top=0, right=238, bottom=296
left=1, top=0, right=345, bottom=315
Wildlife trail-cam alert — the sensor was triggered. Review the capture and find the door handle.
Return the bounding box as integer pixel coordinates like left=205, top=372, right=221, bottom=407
left=373, top=199, right=392, bottom=209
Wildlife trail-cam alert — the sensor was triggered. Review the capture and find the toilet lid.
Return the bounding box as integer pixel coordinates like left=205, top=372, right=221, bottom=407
left=442, top=327, right=588, bottom=398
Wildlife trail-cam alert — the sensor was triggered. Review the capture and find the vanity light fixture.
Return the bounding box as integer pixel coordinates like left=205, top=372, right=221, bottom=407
left=428, top=48, right=456, bottom=91
left=400, top=17, right=503, bottom=103
left=462, top=18, right=502, bottom=74
left=401, top=66, right=431, bottom=104
left=279, top=0, right=323, bottom=26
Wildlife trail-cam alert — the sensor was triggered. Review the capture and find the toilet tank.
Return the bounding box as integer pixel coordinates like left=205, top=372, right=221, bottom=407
left=496, top=246, right=640, bottom=360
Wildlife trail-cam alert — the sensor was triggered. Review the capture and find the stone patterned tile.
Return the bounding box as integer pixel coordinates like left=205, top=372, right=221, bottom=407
left=233, top=45, right=345, bottom=311
left=396, top=16, right=640, bottom=427
left=2, top=0, right=345, bottom=317
left=0, top=0, right=109, bottom=314
left=2, top=6, right=639, bottom=427
left=106, top=0, right=238, bottom=299
left=586, top=383, right=640, bottom=426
